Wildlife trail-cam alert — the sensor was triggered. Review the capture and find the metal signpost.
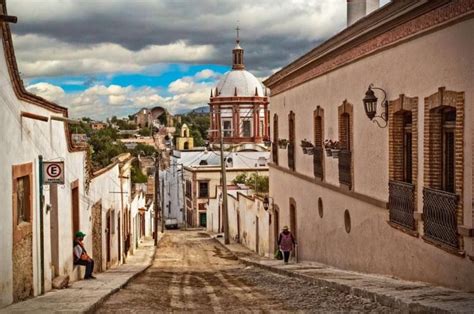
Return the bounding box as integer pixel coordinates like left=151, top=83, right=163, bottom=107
left=39, top=158, right=65, bottom=295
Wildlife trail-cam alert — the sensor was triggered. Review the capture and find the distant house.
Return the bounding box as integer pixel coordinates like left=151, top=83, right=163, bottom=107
left=90, top=121, right=106, bottom=130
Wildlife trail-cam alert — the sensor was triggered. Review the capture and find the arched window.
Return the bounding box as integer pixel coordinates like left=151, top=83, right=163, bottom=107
left=313, top=107, right=324, bottom=179
left=272, top=114, right=279, bottom=164
left=338, top=101, right=353, bottom=189
left=288, top=111, right=295, bottom=171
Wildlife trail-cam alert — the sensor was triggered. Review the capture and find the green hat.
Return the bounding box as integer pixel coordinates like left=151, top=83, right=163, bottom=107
left=75, top=231, right=86, bottom=238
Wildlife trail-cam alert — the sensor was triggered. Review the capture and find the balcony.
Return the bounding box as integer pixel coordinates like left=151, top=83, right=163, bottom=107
left=338, top=150, right=352, bottom=189
left=388, top=180, right=415, bottom=230
left=423, top=187, right=459, bottom=249
left=313, top=147, right=323, bottom=179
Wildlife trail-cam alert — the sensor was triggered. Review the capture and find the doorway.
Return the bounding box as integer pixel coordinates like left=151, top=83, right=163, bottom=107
left=199, top=212, right=207, bottom=227
left=117, top=215, right=121, bottom=263
left=106, top=210, right=111, bottom=267
left=50, top=184, right=59, bottom=277
left=290, top=199, right=297, bottom=240
left=256, top=216, right=259, bottom=254
left=237, top=211, right=241, bottom=243
left=273, top=207, right=279, bottom=251
left=92, top=202, right=103, bottom=272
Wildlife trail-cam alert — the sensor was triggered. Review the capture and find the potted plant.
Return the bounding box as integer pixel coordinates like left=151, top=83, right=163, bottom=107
left=277, top=139, right=288, bottom=149
left=300, top=139, right=314, bottom=155
left=331, top=141, right=342, bottom=158
left=324, top=139, right=333, bottom=157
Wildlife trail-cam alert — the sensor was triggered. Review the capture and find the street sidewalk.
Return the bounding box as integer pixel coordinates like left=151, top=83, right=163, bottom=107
left=210, top=233, right=474, bottom=313
left=1, top=237, right=157, bottom=314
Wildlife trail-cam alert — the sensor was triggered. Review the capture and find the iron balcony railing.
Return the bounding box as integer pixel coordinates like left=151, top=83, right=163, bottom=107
left=338, top=149, right=352, bottom=189
left=313, top=147, right=323, bottom=179
left=388, top=180, right=416, bottom=230
left=423, top=187, right=459, bottom=249
left=288, top=143, right=295, bottom=171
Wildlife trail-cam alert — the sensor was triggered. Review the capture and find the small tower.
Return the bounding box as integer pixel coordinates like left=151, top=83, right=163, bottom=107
left=232, top=26, right=245, bottom=70
left=176, top=123, right=194, bottom=150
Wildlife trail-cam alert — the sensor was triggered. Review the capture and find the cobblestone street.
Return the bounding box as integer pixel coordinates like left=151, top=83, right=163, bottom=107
left=96, top=231, right=393, bottom=312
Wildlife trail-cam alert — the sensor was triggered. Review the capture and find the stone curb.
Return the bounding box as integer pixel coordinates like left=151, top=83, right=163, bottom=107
left=84, top=239, right=159, bottom=314
left=208, top=234, right=449, bottom=313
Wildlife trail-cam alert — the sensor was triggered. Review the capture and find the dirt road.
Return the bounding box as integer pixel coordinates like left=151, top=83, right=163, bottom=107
left=96, top=230, right=392, bottom=312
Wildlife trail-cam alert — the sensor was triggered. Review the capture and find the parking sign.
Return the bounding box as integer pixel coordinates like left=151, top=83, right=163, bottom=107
left=43, top=161, right=65, bottom=184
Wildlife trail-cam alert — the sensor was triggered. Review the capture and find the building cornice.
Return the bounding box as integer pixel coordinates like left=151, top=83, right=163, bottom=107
left=264, top=0, right=473, bottom=95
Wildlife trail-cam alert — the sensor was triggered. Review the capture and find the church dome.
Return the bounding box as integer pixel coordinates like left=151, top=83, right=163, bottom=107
left=216, top=70, right=264, bottom=97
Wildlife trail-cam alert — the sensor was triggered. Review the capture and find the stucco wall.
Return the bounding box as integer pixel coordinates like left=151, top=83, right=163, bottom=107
left=269, top=19, right=474, bottom=291
left=0, top=35, right=88, bottom=304
left=208, top=189, right=271, bottom=257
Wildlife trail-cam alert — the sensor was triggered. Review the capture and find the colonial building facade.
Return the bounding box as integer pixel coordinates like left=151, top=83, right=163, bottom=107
left=264, top=0, right=473, bottom=291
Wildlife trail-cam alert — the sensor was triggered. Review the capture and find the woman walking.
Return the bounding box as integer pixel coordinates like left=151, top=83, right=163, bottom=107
left=278, top=226, right=296, bottom=264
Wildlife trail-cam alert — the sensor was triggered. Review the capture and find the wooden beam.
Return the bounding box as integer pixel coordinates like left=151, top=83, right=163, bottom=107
left=21, top=111, right=49, bottom=122
left=0, top=15, right=17, bottom=23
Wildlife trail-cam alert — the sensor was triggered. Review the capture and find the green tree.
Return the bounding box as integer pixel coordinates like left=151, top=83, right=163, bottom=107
left=138, top=127, right=151, bottom=136
left=131, top=143, right=157, bottom=157
left=131, top=163, right=148, bottom=183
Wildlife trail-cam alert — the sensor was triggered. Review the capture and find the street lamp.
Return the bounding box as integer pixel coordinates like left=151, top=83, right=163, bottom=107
left=363, top=83, right=388, bottom=128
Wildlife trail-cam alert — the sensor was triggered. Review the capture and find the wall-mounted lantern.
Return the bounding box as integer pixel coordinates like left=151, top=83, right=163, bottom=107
left=363, top=83, right=388, bottom=128
left=263, top=195, right=274, bottom=211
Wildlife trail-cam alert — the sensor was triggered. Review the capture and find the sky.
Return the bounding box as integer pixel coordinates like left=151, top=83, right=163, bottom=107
left=9, top=0, right=390, bottom=120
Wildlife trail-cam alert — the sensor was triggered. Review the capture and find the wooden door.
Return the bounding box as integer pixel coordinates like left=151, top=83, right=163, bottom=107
left=106, top=210, right=111, bottom=266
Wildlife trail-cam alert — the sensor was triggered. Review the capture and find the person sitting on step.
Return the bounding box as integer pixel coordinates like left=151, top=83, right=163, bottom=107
left=73, top=231, right=96, bottom=279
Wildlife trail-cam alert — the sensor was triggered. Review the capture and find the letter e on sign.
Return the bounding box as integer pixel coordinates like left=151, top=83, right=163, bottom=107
left=43, top=161, right=65, bottom=184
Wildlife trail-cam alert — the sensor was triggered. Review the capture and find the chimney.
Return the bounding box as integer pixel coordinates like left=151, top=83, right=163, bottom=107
left=347, top=0, right=380, bottom=26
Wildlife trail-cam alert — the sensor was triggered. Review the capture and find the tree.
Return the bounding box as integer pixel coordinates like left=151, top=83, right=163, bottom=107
left=88, top=127, right=127, bottom=169
left=131, top=163, right=148, bottom=183
left=131, top=143, right=157, bottom=157
left=231, top=173, right=269, bottom=195
left=138, top=127, right=151, bottom=136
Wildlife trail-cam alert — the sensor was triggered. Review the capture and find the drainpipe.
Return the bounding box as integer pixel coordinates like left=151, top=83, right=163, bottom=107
left=38, top=155, right=45, bottom=294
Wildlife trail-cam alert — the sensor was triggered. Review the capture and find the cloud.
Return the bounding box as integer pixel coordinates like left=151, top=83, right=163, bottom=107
left=13, top=34, right=216, bottom=77
left=26, top=69, right=222, bottom=119
left=8, top=0, right=363, bottom=78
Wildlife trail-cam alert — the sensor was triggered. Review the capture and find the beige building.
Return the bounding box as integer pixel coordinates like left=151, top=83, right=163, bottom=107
left=181, top=151, right=270, bottom=227
left=264, top=0, right=473, bottom=291
left=90, top=121, right=106, bottom=130
left=176, top=124, right=194, bottom=150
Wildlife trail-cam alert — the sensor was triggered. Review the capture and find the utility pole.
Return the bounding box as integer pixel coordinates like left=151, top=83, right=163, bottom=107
left=181, top=165, right=186, bottom=230
left=154, top=151, right=161, bottom=245
left=219, top=127, right=230, bottom=244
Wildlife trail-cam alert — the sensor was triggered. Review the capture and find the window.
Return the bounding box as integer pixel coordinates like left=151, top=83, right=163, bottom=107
left=185, top=180, right=192, bottom=198
left=198, top=181, right=209, bottom=198
left=16, top=176, right=31, bottom=224
left=223, top=120, right=232, bottom=137
left=387, top=95, right=418, bottom=231
left=442, top=109, right=456, bottom=193
left=338, top=101, right=353, bottom=189
left=288, top=111, right=295, bottom=171
left=403, top=112, right=413, bottom=183
left=272, top=114, right=279, bottom=164
left=242, top=120, right=251, bottom=137
left=313, top=107, right=324, bottom=179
